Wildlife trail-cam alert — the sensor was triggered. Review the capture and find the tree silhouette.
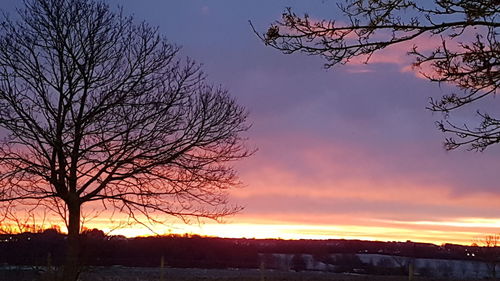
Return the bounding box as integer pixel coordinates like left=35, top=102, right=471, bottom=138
left=476, top=234, right=500, bottom=279
left=255, top=0, right=499, bottom=151
left=0, top=0, right=251, bottom=280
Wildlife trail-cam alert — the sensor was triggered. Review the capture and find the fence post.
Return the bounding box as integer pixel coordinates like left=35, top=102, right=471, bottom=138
left=260, top=259, right=265, bottom=281
left=160, top=255, right=165, bottom=281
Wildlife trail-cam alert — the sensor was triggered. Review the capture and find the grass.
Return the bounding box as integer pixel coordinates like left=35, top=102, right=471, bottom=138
left=0, top=267, right=482, bottom=281
left=77, top=267, right=478, bottom=281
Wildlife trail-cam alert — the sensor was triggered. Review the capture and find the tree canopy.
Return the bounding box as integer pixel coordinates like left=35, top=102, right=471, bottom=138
left=256, top=0, right=499, bottom=151
left=0, top=0, right=251, bottom=279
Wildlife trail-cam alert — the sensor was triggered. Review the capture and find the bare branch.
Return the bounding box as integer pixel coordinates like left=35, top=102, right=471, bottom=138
left=0, top=1, right=252, bottom=279
left=258, top=0, right=500, bottom=151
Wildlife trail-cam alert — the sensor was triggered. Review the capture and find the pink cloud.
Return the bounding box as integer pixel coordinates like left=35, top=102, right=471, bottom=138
left=231, top=131, right=500, bottom=239
left=345, top=34, right=444, bottom=76
left=201, top=6, right=209, bottom=15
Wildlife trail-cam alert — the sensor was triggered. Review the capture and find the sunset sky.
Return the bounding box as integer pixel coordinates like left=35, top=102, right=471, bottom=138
left=2, top=0, right=500, bottom=246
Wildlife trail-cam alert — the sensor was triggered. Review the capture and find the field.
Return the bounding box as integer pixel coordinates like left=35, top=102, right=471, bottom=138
left=0, top=267, right=481, bottom=281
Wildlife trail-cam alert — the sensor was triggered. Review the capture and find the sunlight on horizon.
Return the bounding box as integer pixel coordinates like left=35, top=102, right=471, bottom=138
left=91, top=218, right=500, bottom=246
left=3, top=210, right=499, bottom=246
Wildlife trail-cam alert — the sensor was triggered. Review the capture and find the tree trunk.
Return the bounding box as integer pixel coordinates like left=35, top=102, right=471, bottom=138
left=62, top=201, right=81, bottom=281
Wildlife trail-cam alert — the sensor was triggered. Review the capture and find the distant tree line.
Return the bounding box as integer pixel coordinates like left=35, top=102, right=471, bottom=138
left=0, top=230, right=495, bottom=271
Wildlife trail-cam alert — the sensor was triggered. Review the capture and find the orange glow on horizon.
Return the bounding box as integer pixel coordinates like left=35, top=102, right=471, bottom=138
left=80, top=215, right=500, bottom=246
left=3, top=213, right=500, bottom=246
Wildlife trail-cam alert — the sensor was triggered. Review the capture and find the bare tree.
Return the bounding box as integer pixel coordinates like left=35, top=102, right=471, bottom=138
left=254, top=0, right=499, bottom=151
left=476, top=234, right=500, bottom=279
left=0, top=0, right=251, bottom=280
